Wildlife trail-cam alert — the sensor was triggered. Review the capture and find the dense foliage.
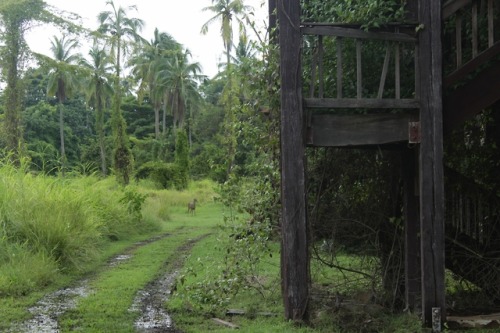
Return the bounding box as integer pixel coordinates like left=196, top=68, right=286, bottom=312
left=1, top=0, right=498, bottom=328
left=0, top=160, right=158, bottom=296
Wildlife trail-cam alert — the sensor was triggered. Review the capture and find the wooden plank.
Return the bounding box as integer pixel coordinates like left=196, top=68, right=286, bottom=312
left=472, top=2, right=478, bottom=58
left=301, top=25, right=416, bottom=42
left=307, top=112, right=418, bottom=147
left=488, top=0, right=494, bottom=47
left=395, top=43, right=401, bottom=99
left=378, top=44, right=391, bottom=99
left=415, top=44, right=420, bottom=99
left=337, top=38, right=343, bottom=98
left=443, top=0, right=473, bottom=19
left=456, top=13, right=463, bottom=68
left=212, top=318, right=239, bottom=329
left=278, top=0, right=309, bottom=322
left=444, top=41, right=500, bottom=87
left=303, top=97, right=420, bottom=109
left=418, top=0, right=446, bottom=327
left=444, top=60, right=500, bottom=133
left=309, top=43, right=317, bottom=98
left=356, top=40, right=362, bottom=99
left=318, top=35, right=324, bottom=98
left=403, top=148, right=421, bottom=312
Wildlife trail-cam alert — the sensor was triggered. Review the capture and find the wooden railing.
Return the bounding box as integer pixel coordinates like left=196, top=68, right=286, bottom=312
left=445, top=168, right=500, bottom=248
left=301, top=24, right=419, bottom=110
left=443, top=0, right=500, bottom=86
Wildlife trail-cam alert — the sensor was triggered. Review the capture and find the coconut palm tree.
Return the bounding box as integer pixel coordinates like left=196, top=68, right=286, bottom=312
left=129, top=28, right=180, bottom=139
left=97, top=0, right=144, bottom=184
left=44, top=35, right=80, bottom=176
left=201, top=0, right=252, bottom=177
left=157, top=49, right=203, bottom=131
left=80, top=42, right=114, bottom=176
left=201, top=0, right=252, bottom=71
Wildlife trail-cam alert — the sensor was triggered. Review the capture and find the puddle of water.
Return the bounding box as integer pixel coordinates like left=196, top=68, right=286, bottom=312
left=8, top=233, right=192, bottom=333
left=9, top=283, right=90, bottom=333
left=9, top=248, right=136, bottom=332
left=109, top=254, right=133, bottom=266
left=130, top=270, right=179, bottom=332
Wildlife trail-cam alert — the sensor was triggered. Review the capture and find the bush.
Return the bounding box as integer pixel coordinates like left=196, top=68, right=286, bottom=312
left=135, top=161, right=181, bottom=189
left=0, top=163, right=160, bottom=296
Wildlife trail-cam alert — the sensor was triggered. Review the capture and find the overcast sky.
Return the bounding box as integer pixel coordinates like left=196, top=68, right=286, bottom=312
left=26, top=0, right=268, bottom=78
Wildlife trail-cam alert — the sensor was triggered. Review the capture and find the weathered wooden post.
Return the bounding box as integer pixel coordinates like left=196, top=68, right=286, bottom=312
left=417, top=0, right=446, bottom=328
left=278, top=0, right=309, bottom=322
left=403, top=148, right=421, bottom=312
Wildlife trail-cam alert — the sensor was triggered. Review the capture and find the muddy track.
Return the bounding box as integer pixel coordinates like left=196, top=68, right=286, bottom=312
left=131, top=234, right=210, bottom=333
left=8, top=231, right=207, bottom=333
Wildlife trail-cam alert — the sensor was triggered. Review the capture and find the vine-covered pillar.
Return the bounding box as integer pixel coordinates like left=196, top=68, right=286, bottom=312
left=417, top=0, right=446, bottom=328
left=277, top=0, right=309, bottom=322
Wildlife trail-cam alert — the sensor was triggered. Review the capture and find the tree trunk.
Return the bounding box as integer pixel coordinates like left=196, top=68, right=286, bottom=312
left=58, top=102, right=66, bottom=177
left=96, top=94, right=107, bottom=176
left=154, top=104, right=160, bottom=139
left=3, top=18, right=23, bottom=163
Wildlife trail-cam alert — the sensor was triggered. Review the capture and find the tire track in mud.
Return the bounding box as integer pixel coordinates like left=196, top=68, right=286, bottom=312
left=130, top=234, right=210, bottom=333
left=8, top=231, right=205, bottom=333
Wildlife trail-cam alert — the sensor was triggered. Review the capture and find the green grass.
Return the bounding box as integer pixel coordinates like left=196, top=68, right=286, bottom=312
left=59, top=227, right=208, bottom=332
left=0, top=169, right=220, bottom=330
left=0, top=171, right=427, bottom=332
left=168, top=235, right=310, bottom=332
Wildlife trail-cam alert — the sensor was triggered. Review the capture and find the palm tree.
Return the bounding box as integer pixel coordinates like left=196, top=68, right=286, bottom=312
left=80, top=41, right=114, bottom=176
left=44, top=35, right=80, bottom=175
left=201, top=0, right=252, bottom=71
left=129, top=28, right=180, bottom=139
left=201, top=0, right=252, bottom=177
left=157, top=49, right=203, bottom=131
left=97, top=0, right=144, bottom=184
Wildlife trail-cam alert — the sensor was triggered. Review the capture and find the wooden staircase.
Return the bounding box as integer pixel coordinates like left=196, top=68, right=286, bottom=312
left=302, top=23, right=420, bottom=147
left=303, top=0, right=500, bottom=147
left=276, top=0, right=500, bottom=328
left=443, top=0, right=500, bottom=133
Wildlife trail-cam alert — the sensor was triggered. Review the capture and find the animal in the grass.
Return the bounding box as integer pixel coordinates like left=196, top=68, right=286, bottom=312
left=187, top=199, right=198, bottom=215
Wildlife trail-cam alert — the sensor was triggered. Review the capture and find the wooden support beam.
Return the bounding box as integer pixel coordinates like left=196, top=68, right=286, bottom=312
left=403, top=148, right=421, bottom=312
left=418, top=0, right=446, bottom=327
left=278, top=0, right=309, bottom=322
left=301, top=25, right=416, bottom=42
left=304, top=98, right=419, bottom=109
left=443, top=41, right=500, bottom=88
left=306, top=112, right=418, bottom=147
left=444, top=60, right=500, bottom=134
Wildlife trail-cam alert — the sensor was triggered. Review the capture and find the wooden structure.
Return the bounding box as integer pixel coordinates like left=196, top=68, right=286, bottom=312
left=276, top=0, right=500, bottom=329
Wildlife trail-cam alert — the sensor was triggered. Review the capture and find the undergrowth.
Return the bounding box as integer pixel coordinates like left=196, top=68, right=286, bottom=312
left=0, top=161, right=160, bottom=296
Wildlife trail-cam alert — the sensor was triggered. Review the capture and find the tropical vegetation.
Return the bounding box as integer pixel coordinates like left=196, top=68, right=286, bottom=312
left=1, top=0, right=498, bottom=332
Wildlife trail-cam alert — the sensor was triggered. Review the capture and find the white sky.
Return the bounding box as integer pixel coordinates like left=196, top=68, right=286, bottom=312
left=26, top=0, right=268, bottom=78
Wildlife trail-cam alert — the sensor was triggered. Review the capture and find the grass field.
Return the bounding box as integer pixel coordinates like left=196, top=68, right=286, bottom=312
left=0, top=171, right=440, bottom=332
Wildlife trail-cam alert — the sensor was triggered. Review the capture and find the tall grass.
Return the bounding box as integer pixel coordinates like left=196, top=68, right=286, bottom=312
left=141, top=178, right=218, bottom=223
left=0, top=163, right=160, bottom=296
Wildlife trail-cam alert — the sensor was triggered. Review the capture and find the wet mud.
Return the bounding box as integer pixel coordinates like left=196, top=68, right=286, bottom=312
left=8, top=232, right=203, bottom=333
left=9, top=283, right=90, bottom=333
left=131, top=236, right=208, bottom=333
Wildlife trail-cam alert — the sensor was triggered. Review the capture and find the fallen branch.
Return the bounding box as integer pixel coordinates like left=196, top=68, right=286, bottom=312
left=212, top=318, right=239, bottom=329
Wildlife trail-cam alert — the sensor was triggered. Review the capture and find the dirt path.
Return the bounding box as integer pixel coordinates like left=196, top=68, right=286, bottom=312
left=131, top=236, right=208, bottom=333
left=8, top=232, right=205, bottom=333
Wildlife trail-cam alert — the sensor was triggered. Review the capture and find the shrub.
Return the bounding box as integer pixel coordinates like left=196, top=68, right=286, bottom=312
left=135, top=161, right=181, bottom=189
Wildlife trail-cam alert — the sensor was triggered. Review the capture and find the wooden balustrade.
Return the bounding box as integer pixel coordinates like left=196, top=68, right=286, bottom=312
left=445, top=168, right=500, bottom=247
left=301, top=24, right=419, bottom=110
left=443, top=0, right=500, bottom=87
